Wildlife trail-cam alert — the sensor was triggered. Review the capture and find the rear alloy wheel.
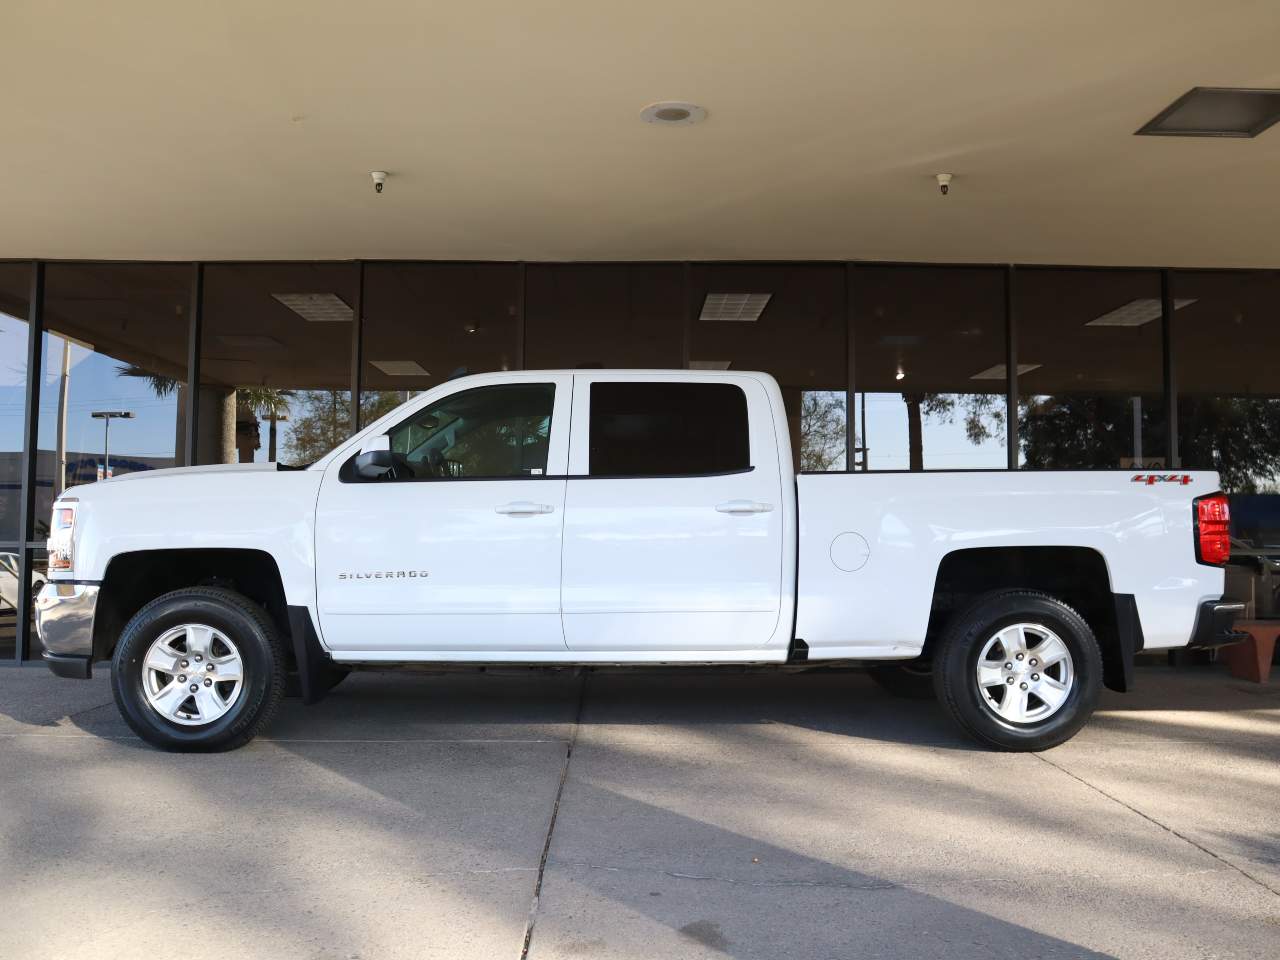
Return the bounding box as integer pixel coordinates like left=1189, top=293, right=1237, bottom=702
left=933, top=590, right=1102, bottom=751
left=112, top=587, right=284, bottom=751
left=974, top=623, right=1075, bottom=724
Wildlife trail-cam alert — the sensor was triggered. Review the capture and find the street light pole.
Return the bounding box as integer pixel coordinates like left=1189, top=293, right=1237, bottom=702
left=90, top=410, right=135, bottom=478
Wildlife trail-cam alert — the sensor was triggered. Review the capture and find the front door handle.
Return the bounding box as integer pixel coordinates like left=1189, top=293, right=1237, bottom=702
left=495, top=501, right=555, bottom=517
left=715, top=499, right=774, bottom=515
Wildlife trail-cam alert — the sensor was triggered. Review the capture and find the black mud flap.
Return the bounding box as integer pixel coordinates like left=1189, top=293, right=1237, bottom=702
left=286, top=605, right=347, bottom=705
left=1104, top=594, right=1144, bottom=693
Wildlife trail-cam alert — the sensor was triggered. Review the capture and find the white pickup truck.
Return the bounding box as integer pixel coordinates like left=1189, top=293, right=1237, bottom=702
left=37, top=370, right=1244, bottom=752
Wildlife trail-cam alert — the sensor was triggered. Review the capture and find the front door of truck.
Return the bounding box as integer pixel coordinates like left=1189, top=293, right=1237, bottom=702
left=314, top=375, right=572, bottom=655
left=560, top=374, right=786, bottom=653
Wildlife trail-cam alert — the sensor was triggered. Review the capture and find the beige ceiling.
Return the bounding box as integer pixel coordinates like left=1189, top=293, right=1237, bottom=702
left=4, top=1, right=1280, bottom=266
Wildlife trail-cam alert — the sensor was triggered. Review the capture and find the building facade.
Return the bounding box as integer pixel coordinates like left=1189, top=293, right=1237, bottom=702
left=2, top=258, right=1277, bottom=662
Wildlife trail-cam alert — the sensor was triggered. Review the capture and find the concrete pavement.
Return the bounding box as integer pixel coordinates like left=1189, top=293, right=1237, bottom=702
left=1, top=663, right=1277, bottom=959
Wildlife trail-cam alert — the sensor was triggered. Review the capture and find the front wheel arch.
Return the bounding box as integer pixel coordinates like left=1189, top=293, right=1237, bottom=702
left=93, top=548, right=291, bottom=663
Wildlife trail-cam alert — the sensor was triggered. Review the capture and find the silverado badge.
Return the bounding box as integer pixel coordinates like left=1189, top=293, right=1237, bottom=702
left=338, top=570, right=429, bottom=580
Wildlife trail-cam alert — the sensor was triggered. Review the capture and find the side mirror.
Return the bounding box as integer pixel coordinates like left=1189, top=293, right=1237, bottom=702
left=355, top=435, right=393, bottom=480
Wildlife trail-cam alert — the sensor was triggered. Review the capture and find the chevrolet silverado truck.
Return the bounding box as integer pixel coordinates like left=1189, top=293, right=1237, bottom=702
left=36, top=370, right=1244, bottom=752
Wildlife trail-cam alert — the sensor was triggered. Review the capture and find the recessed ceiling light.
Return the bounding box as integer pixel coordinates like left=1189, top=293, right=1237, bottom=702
left=1087, top=297, right=1196, bottom=327
left=689, top=360, right=732, bottom=370
left=640, top=101, right=707, bottom=125
left=272, top=293, right=353, bottom=322
left=216, top=334, right=283, bottom=348
left=1136, top=87, right=1280, bottom=138
left=369, top=360, right=430, bottom=377
left=700, top=293, right=771, bottom=322
left=971, top=363, right=1042, bottom=380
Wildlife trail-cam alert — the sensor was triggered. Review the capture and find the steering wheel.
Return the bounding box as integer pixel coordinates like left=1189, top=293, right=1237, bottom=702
left=385, top=452, right=417, bottom=481
left=424, top=448, right=464, bottom=478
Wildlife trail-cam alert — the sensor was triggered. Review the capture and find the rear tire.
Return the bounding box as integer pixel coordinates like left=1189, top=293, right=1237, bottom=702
left=111, top=586, right=285, bottom=752
left=933, top=590, right=1102, bottom=751
left=867, top=661, right=935, bottom=700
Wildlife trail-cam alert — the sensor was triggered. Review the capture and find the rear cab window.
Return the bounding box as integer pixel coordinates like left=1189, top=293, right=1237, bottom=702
left=587, top=381, right=751, bottom=477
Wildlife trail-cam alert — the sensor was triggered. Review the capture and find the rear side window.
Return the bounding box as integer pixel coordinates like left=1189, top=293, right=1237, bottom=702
left=588, top=382, right=750, bottom=477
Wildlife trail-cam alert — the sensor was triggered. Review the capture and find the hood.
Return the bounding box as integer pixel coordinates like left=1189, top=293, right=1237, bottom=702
left=102, top=462, right=286, bottom=483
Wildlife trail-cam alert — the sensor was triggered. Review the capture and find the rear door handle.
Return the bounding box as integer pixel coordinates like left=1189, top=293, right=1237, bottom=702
left=715, top=499, right=774, bottom=515
left=495, top=501, right=555, bottom=516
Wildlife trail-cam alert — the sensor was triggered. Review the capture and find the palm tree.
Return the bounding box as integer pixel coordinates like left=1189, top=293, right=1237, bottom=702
left=116, top=364, right=179, bottom=397
left=236, top=387, right=294, bottom=462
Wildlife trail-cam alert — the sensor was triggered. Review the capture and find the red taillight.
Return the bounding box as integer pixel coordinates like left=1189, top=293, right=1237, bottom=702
left=1194, top=493, right=1231, bottom=566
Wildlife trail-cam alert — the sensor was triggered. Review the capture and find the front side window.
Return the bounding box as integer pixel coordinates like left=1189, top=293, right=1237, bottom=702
left=382, top=383, right=554, bottom=479
left=588, top=381, right=750, bottom=477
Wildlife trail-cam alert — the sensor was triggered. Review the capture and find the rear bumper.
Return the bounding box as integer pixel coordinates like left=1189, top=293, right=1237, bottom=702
left=1187, top=598, right=1248, bottom=649
left=35, top=581, right=99, bottom=678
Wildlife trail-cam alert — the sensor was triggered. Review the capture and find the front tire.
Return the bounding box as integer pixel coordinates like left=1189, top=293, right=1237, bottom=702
left=111, top=587, right=285, bottom=751
left=933, top=590, right=1102, bottom=751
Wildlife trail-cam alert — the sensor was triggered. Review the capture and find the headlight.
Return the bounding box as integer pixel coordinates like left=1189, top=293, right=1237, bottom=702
left=48, top=499, right=77, bottom=573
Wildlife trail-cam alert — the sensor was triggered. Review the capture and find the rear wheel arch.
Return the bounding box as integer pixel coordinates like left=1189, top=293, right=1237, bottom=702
left=925, top=546, right=1134, bottom=692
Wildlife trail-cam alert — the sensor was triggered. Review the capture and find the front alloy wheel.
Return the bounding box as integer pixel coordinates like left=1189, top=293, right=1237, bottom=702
left=112, top=586, right=284, bottom=751
left=141, top=624, right=245, bottom=725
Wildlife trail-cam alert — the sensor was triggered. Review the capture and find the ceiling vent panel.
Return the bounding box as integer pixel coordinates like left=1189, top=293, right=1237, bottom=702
left=699, top=293, right=772, bottom=322
left=1136, top=87, right=1280, bottom=138
left=271, top=292, right=354, bottom=322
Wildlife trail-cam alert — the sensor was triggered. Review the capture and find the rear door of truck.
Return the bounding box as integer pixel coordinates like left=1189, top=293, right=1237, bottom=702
left=560, top=373, right=786, bottom=654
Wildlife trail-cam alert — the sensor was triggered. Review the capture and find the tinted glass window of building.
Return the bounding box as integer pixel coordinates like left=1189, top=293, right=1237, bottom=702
left=1174, top=271, right=1280, bottom=503
left=198, top=263, right=357, bottom=466
left=690, top=264, right=846, bottom=471
left=0, top=264, right=31, bottom=543
left=525, top=264, right=685, bottom=370
left=588, top=382, right=750, bottom=477
left=37, top=263, right=190, bottom=533
left=0, top=264, right=30, bottom=660
left=361, top=263, right=520, bottom=426
left=852, top=267, right=1007, bottom=470
left=1015, top=269, right=1165, bottom=469
left=24, top=545, right=48, bottom=658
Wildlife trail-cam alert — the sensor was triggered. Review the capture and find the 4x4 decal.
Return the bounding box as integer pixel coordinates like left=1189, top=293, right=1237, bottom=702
left=1131, top=473, right=1193, bottom=485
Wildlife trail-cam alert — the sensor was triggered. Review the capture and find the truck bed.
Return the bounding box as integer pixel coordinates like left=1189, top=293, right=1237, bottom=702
left=795, top=470, right=1224, bottom=660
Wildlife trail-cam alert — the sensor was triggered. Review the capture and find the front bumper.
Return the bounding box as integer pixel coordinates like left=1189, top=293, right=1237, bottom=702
left=35, top=581, right=99, bottom=678
left=1187, top=598, right=1249, bottom=649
